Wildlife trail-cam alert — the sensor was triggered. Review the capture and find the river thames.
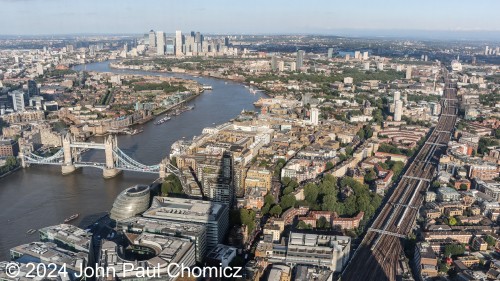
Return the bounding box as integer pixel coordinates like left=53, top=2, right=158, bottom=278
left=0, top=61, right=265, bottom=259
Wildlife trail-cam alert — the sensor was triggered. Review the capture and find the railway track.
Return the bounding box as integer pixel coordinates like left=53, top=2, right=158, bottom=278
left=341, top=74, right=458, bottom=281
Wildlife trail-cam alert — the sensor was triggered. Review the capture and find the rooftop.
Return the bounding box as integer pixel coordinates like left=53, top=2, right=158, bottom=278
left=117, top=216, right=206, bottom=237
left=143, top=196, right=227, bottom=223
left=38, top=224, right=92, bottom=252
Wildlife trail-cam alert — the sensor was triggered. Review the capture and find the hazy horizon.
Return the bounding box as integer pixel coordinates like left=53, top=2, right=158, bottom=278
left=2, top=0, right=500, bottom=40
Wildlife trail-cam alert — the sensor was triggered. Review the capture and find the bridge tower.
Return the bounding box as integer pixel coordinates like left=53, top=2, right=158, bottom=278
left=103, top=135, right=121, bottom=178
left=61, top=134, right=77, bottom=175
left=159, top=159, right=168, bottom=179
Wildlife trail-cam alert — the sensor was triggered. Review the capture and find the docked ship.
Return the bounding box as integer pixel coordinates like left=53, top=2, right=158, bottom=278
left=64, top=214, right=79, bottom=223
left=128, top=128, right=144, bottom=135
left=154, top=116, right=171, bottom=125
left=202, top=85, right=213, bottom=90
left=26, top=229, right=36, bottom=235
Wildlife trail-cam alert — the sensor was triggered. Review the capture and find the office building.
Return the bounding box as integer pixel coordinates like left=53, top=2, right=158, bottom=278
left=28, top=96, right=42, bottom=110
left=27, top=80, right=38, bottom=97
left=148, top=29, right=156, bottom=48
left=363, top=51, right=369, bottom=60
left=143, top=197, right=229, bottom=252
left=100, top=235, right=195, bottom=281
left=270, top=232, right=351, bottom=272
left=290, top=62, right=297, bottom=72
left=166, top=38, right=175, bottom=55
left=394, top=100, right=403, bottom=122
left=327, top=48, right=333, bottom=58
left=354, top=51, right=361, bottom=59
left=205, top=244, right=237, bottom=267
left=485, top=46, right=489, bottom=56
left=377, top=62, right=384, bottom=71
left=156, top=31, right=165, bottom=55
left=39, top=224, right=92, bottom=254
left=9, top=90, right=25, bottom=111
left=110, top=185, right=151, bottom=221
left=175, top=30, right=183, bottom=56
left=117, top=217, right=207, bottom=262
left=296, top=50, right=305, bottom=69
left=10, top=242, right=87, bottom=274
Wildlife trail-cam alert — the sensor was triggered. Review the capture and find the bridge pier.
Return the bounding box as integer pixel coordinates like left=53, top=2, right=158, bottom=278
left=103, top=168, right=121, bottom=179
left=62, top=164, right=78, bottom=175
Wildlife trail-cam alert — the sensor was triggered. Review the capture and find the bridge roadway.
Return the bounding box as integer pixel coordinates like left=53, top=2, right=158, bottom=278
left=341, top=77, right=458, bottom=281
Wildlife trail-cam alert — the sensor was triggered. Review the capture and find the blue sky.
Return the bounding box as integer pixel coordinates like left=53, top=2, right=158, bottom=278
left=1, top=0, right=500, bottom=36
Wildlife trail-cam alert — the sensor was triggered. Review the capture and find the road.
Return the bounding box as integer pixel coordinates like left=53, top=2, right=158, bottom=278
left=341, top=72, right=458, bottom=281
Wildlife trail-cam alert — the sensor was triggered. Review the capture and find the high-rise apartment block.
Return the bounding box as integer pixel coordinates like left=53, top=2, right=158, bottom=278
left=394, top=100, right=403, bottom=122
left=296, top=50, right=305, bottom=69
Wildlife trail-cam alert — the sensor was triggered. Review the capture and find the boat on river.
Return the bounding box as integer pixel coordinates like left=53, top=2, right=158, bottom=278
left=64, top=214, right=79, bottom=223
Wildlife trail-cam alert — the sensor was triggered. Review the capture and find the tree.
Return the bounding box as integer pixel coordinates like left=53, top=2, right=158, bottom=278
left=438, top=262, right=449, bottom=273
left=459, top=183, right=468, bottom=191
left=444, top=244, right=465, bottom=257
left=161, top=174, right=184, bottom=196
left=378, top=143, right=402, bottom=155
left=280, top=194, right=296, bottom=210
left=485, top=235, right=497, bottom=247
left=364, top=168, right=377, bottom=183
left=317, top=216, right=329, bottom=229
left=261, top=203, right=271, bottom=215
left=304, top=183, right=319, bottom=204
left=281, top=177, right=292, bottom=186
left=390, top=161, right=405, bottom=179
left=264, top=194, right=275, bottom=206
left=431, top=180, right=441, bottom=190
left=269, top=205, right=282, bottom=217
left=357, top=128, right=365, bottom=140
left=325, top=161, right=334, bottom=170
left=288, top=179, right=299, bottom=190
left=283, top=186, right=295, bottom=195
left=478, top=137, right=499, bottom=155
left=448, top=217, right=457, bottom=226
left=343, top=196, right=358, bottom=216
left=241, top=209, right=256, bottom=233
left=338, top=153, right=347, bottom=162
left=297, top=221, right=308, bottom=229
left=274, top=158, right=286, bottom=176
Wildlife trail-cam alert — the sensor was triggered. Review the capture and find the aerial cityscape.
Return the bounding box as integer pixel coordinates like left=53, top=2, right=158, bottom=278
left=1, top=1, right=500, bottom=281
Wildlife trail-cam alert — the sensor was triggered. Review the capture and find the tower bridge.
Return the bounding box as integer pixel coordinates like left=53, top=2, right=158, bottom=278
left=19, top=134, right=181, bottom=181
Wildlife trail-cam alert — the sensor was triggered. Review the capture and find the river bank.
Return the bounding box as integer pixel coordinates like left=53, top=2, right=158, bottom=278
left=0, top=165, right=21, bottom=179
left=108, top=60, right=272, bottom=97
